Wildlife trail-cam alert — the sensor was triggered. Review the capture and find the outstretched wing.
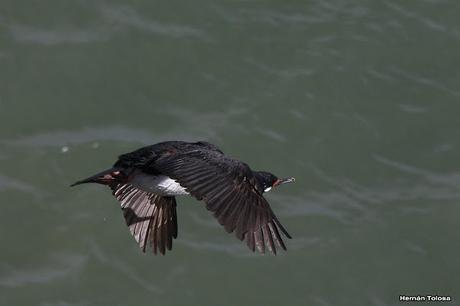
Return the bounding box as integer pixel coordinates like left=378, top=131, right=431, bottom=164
left=110, top=183, right=178, bottom=255
left=149, top=150, right=291, bottom=254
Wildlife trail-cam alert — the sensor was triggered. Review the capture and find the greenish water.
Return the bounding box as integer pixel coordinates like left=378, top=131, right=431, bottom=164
left=1, top=1, right=460, bottom=305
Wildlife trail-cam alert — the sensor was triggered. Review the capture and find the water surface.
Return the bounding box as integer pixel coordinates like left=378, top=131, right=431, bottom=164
left=1, top=1, right=459, bottom=305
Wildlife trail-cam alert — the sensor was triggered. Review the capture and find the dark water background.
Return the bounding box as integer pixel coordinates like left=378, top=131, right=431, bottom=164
left=1, top=1, right=459, bottom=305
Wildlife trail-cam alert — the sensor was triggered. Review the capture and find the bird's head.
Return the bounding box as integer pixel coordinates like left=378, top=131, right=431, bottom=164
left=254, top=171, right=295, bottom=193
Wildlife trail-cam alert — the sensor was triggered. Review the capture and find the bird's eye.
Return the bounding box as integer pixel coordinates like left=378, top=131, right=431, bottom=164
left=264, top=187, right=272, bottom=192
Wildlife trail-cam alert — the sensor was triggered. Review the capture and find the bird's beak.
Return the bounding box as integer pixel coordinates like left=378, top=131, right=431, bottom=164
left=273, top=177, right=295, bottom=187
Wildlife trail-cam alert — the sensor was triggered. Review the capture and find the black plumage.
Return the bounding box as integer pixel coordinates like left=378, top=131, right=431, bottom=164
left=71, top=141, right=294, bottom=255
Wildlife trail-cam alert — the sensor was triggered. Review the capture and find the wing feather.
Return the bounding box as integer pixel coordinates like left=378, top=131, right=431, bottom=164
left=151, top=150, right=291, bottom=254
left=111, top=184, right=178, bottom=255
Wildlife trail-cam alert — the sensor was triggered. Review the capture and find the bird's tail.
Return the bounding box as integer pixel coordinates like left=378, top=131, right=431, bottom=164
left=70, top=168, right=123, bottom=187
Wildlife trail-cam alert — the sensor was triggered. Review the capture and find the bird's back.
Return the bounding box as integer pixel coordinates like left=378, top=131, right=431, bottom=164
left=114, top=141, right=223, bottom=169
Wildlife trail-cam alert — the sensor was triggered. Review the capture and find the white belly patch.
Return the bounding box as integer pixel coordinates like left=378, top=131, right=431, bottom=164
left=130, top=174, right=189, bottom=196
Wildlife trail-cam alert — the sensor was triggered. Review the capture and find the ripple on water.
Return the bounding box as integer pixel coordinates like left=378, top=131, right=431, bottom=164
left=6, top=2, right=208, bottom=46
left=0, top=253, right=87, bottom=288
left=374, top=155, right=460, bottom=189
left=177, top=238, right=250, bottom=257
left=85, top=238, right=162, bottom=293
left=390, top=67, right=460, bottom=98
left=2, top=126, right=157, bottom=147
left=273, top=192, right=361, bottom=225
left=255, top=127, right=287, bottom=142
left=1, top=115, right=246, bottom=148
left=99, top=4, right=208, bottom=40
left=384, top=1, right=452, bottom=35
left=40, top=301, right=89, bottom=306
left=282, top=159, right=460, bottom=232
left=398, top=104, right=427, bottom=114
left=8, top=24, right=109, bottom=45
left=0, top=174, right=42, bottom=196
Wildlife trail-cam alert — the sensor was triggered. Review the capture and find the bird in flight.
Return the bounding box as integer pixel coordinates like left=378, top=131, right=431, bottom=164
left=71, top=141, right=294, bottom=255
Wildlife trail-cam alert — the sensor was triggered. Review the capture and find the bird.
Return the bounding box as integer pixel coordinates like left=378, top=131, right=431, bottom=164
left=71, top=141, right=295, bottom=255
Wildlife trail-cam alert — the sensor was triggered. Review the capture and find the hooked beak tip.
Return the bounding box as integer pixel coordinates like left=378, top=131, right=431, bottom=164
left=274, top=177, right=295, bottom=186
